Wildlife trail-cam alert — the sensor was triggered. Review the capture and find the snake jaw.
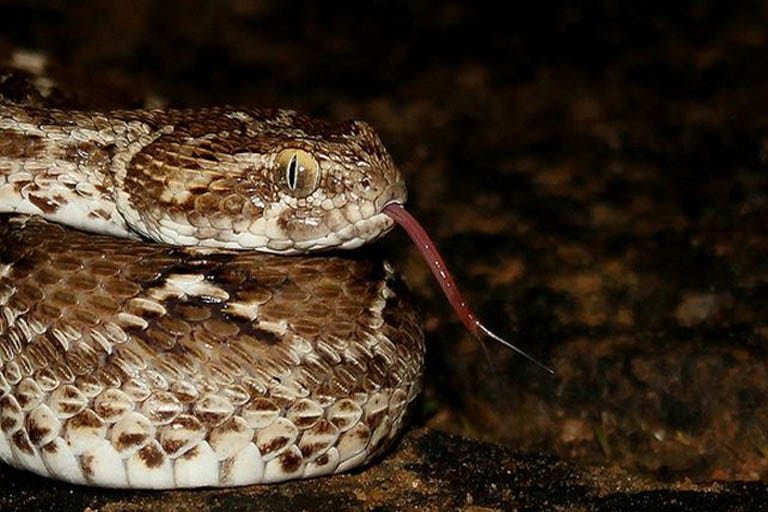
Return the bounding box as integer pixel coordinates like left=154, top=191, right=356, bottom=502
left=382, top=203, right=554, bottom=374
left=373, top=183, right=408, bottom=212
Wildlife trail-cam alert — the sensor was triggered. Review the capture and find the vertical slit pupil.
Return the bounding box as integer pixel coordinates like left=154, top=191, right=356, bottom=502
left=287, top=154, right=299, bottom=190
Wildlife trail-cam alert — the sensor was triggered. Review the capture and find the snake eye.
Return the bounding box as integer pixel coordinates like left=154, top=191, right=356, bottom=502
left=275, top=149, right=320, bottom=198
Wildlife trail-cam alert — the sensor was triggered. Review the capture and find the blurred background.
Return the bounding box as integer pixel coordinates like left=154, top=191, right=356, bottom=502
left=1, top=0, right=768, bottom=484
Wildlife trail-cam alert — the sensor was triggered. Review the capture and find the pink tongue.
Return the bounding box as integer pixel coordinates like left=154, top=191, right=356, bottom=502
left=382, top=203, right=553, bottom=374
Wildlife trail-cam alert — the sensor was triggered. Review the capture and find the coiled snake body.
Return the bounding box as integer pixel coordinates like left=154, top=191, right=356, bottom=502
left=0, top=100, right=426, bottom=487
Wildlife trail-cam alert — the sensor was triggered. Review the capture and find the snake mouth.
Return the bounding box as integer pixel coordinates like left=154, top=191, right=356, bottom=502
left=382, top=203, right=554, bottom=374
left=374, top=183, right=408, bottom=212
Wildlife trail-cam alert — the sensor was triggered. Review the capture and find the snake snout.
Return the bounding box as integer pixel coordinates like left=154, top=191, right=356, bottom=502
left=374, top=182, right=407, bottom=211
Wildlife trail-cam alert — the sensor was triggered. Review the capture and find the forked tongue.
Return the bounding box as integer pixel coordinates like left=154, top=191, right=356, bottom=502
left=382, top=203, right=554, bottom=374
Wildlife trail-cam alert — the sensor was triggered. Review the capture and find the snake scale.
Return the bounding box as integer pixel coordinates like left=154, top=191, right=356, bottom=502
left=0, top=52, right=542, bottom=488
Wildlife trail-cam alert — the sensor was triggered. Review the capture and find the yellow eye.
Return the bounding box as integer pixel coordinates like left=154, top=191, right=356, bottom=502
left=275, top=149, right=320, bottom=198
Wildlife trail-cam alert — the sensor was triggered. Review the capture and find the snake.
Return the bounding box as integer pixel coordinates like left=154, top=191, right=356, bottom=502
left=0, top=58, right=546, bottom=488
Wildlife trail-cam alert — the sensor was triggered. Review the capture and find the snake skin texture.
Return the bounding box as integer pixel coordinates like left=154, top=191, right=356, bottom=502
left=0, top=52, right=426, bottom=488
left=0, top=214, right=424, bottom=487
left=0, top=103, right=406, bottom=252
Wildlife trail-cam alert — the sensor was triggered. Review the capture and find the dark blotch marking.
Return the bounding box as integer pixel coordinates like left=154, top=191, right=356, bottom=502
left=170, top=415, right=203, bottom=431
left=169, top=385, right=199, bottom=403
left=28, top=193, right=60, bottom=214
left=15, top=391, right=34, bottom=410
left=245, top=398, right=280, bottom=416
left=161, top=438, right=187, bottom=456
left=0, top=132, right=46, bottom=159
left=279, top=449, right=303, bottom=473
left=88, top=208, right=112, bottom=220
left=64, top=141, right=116, bottom=171
left=300, top=443, right=324, bottom=458
left=249, top=327, right=281, bottom=345
left=26, top=416, right=50, bottom=445
left=139, top=253, right=233, bottom=294
left=42, top=441, right=58, bottom=454
left=314, top=419, right=336, bottom=435
left=69, top=410, right=104, bottom=429
left=12, top=179, right=32, bottom=194
left=355, top=425, right=371, bottom=441
left=0, top=416, right=18, bottom=433
left=287, top=401, right=322, bottom=429
left=146, top=406, right=179, bottom=424
left=293, top=415, right=321, bottom=429
left=138, top=443, right=165, bottom=469
left=58, top=388, right=87, bottom=415
left=81, top=454, right=96, bottom=477
left=11, top=429, right=34, bottom=455
left=217, top=417, right=241, bottom=433
left=117, top=432, right=148, bottom=451
left=259, top=436, right=289, bottom=455
left=196, top=411, right=229, bottom=426
left=94, top=403, right=124, bottom=420
left=0, top=395, right=21, bottom=432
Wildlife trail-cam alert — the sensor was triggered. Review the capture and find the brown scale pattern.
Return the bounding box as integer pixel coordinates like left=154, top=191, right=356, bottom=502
left=0, top=214, right=424, bottom=487
left=0, top=100, right=404, bottom=252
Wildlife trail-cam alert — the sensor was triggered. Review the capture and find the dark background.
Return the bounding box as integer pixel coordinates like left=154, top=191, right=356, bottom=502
left=1, top=0, right=768, bottom=492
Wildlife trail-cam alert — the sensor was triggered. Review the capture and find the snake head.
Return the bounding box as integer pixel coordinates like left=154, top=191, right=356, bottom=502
left=256, top=117, right=408, bottom=253
left=121, top=108, right=407, bottom=253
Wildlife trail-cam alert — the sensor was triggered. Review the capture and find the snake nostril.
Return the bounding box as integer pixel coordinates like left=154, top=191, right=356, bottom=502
left=375, top=183, right=407, bottom=211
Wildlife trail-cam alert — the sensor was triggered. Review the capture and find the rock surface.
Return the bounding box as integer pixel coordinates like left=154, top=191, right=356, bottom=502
left=2, top=428, right=768, bottom=512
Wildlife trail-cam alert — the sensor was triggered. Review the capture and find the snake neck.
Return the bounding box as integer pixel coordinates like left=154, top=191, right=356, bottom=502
left=0, top=103, right=164, bottom=239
